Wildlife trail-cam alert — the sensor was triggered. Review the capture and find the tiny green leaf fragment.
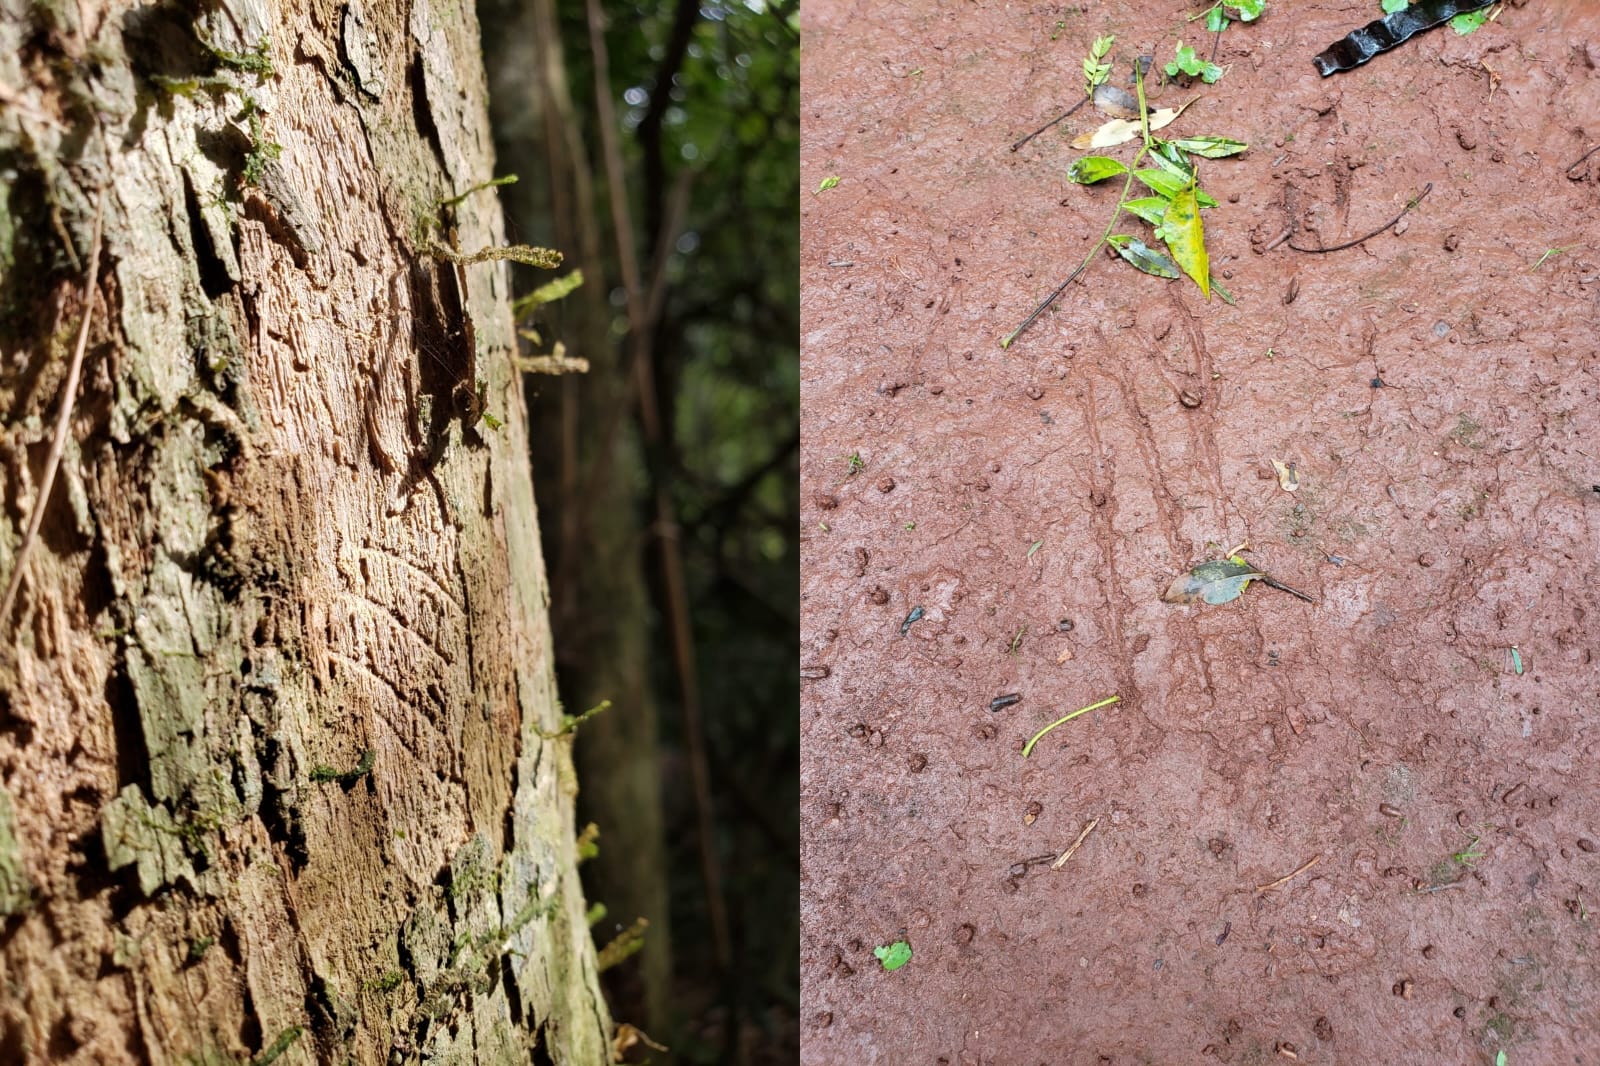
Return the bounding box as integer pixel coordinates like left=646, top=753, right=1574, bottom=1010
left=1163, top=183, right=1210, bottom=298
left=1027, top=539, right=1043, bottom=559
left=1450, top=8, right=1488, bottom=34
left=1228, top=0, right=1265, bottom=21
left=1381, top=0, right=1408, bottom=12
left=1171, top=136, right=1249, bottom=159
left=1163, top=558, right=1261, bottom=605
left=1205, top=7, right=1228, bottom=32
left=1067, top=156, right=1130, bottom=184
left=874, top=940, right=913, bottom=971
left=1107, top=235, right=1181, bottom=279
left=816, top=176, right=841, bottom=193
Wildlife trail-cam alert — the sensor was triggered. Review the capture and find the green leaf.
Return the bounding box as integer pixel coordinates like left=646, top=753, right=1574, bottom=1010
left=1121, top=196, right=1168, bottom=226
left=1162, top=182, right=1210, bottom=297
left=1090, top=34, right=1115, bottom=60
left=1027, top=538, right=1043, bottom=559
left=1381, top=0, right=1407, bottom=11
left=1149, top=142, right=1196, bottom=181
left=1162, top=558, right=1261, bottom=605
left=816, top=176, right=840, bottom=193
left=1450, top=8, right=1488, bottom=34
left=1133, top=169, right=1220, bottom=207
left=874, top=940, right=912, bottom=971
left=1226, top=0, right=1265, bottom=21
left=1066, top=156, right=1130, bottom=184
left=1205, top=7, right=1228, bottom=32
left=1107, top=235, right=1181, bottom=279
left=1170, top=135, right=1249, bottom=159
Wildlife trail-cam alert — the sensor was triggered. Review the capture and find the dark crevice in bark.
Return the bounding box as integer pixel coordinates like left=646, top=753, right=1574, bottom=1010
left=181, top=172, right=232, bottom=300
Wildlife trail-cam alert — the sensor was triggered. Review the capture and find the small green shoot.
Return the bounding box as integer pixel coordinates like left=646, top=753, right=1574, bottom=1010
left=309, top=749, right=375, bottom=785
left=816, top=175, right=841, bottom=194
left=364, top=970, right=404, bottom=993
left=241, top=106, right=283, bottom=187
left=1023, top=695, right=1120, bottom=757
left=1497, top=1051, right=1508, bottom=1066
left=586, top=902, right=607, bottom=927
left=1194, top=0, right=1264, bottom=32
left=846, top=452, right=865, bottom=475
left=439, top=174, right=519, bottom=208
left=874, top=940, right=912, bottom=971
left=1451, top=835, right=1485, bottom=868
left=1165, top=42, right=1223, bottom=84
left=1026, top=538, right=1043, bottom=560
left=1083, top=35, right=1115, bottom=97
left=576, top=822, right=600, bottom=861
left=539, top=699, right=612, bottom=740
left=511, top=269, right=585, bottom=318
left=479, top=411, right=504, bottom=431
left=1529, top=246, right=1568, bottom=272
left=253, top=1026, right=305, bottom=1066
left=1509, top=644, right=1523, bottom=675
left=904, top=521, right=916, bottom=530
left=596, top=918, right=648, bottom=972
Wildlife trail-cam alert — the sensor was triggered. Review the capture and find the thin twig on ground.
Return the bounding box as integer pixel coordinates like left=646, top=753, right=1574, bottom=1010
left=1287, top=183, right=1432, bottom=254
left=1052, top=817, right=1100, bottom=868
left=1255, top=854, right=1321, bottom=894
left=1, top=190, right=105, bottom=632
left=1011, top=97, right=1089, bottom=152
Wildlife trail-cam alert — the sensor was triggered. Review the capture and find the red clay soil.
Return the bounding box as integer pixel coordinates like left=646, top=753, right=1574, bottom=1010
left=799, top=2, right=1600, bottom=1062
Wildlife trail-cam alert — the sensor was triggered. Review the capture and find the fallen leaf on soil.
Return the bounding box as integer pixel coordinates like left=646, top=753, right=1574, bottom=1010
left=1162, top=182, right=1210, bottom=298
left=874, top=940, right=912, bottom=971
left=1162, top=558, right=1261, bottom=605
left=1271, top=458, right=1300, bottom=492
left=1107, top=234, right=1181, bottom=279
left=1091, top=84, right=1139, bottom=119
left=1071, top=102, right=1190, bottom=150
left=1055, top=645, right=1075, bottom=663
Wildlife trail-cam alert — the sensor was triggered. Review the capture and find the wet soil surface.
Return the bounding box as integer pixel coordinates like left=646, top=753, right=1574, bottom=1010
left=799, top=2, right=1600, bottom=1062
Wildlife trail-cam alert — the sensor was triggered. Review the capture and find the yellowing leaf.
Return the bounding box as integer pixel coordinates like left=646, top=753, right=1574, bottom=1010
left=1071, top=106, right=1183, bottom=150
left=1162, top=182, right=1209, bottom=298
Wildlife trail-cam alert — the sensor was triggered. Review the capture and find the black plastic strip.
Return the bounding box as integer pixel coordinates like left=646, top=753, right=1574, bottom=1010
left=1312, top=0, right=1495, bottom=77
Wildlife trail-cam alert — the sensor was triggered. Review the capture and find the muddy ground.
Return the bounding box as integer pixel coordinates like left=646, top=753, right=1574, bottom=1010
left=798, top=1, right=1600, bottom=1062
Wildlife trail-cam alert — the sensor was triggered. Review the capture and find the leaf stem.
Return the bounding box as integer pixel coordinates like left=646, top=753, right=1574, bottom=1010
left=1022, top=695, right=1121, bottom=758
left=1003, top=66, right=1156, bottom=349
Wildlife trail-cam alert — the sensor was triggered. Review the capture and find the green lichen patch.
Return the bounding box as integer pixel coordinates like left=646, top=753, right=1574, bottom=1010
left=0, top=785, right=35, bottom=916
left=101, top=785, right=197, bottom=895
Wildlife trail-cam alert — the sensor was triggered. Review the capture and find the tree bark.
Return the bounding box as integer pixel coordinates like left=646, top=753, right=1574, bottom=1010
left=0, top=0, right=613, bottom=1063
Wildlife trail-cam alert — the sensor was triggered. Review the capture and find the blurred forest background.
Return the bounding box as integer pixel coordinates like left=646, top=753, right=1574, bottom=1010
left=478, top=0, right=798, bottom=1061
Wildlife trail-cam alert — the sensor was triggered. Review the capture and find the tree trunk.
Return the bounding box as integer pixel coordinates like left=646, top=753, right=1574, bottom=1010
left=0, top=0, right=613, bottom=1063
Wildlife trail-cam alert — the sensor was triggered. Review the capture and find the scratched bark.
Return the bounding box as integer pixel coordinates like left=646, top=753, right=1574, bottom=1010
left=0, top=0, right=612, bottom=1062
